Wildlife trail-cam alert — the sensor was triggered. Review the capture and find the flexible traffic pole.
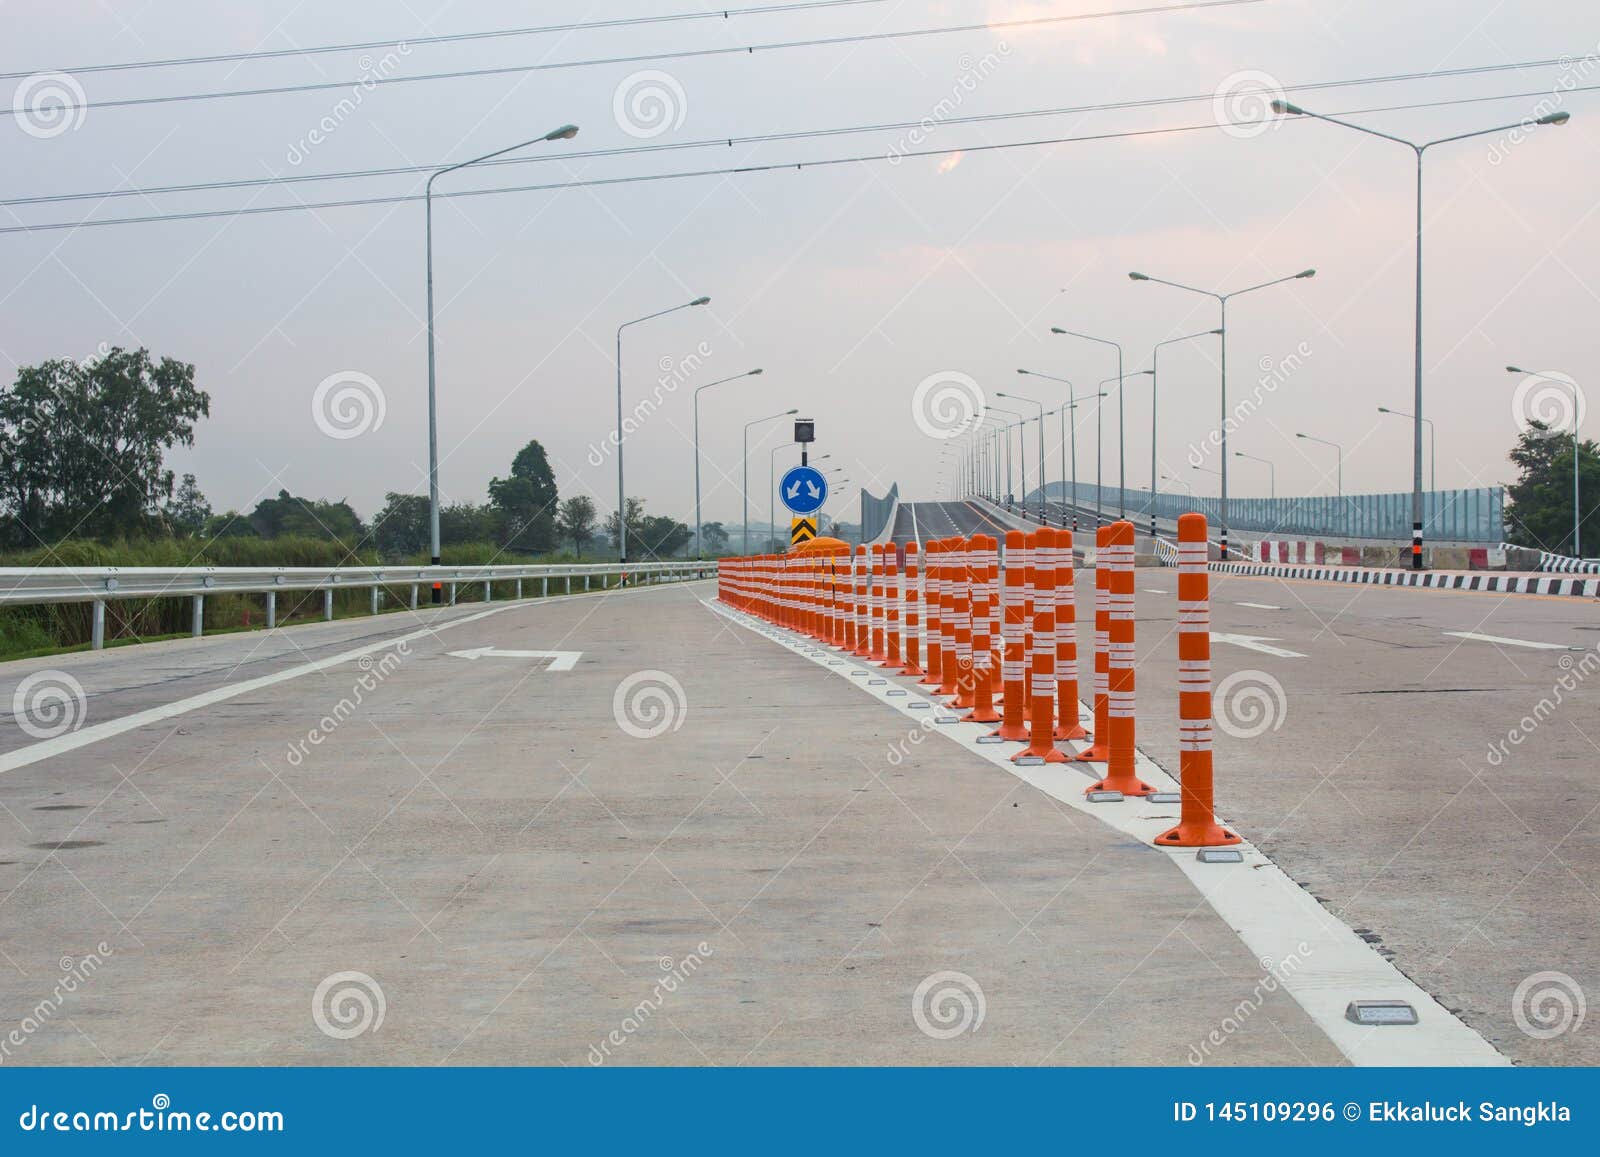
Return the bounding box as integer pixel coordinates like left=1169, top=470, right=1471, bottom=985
left=920, top=541, right=944, bottom=688
left=990, top=530, right=1030, bottom=740
left=900, top=542, right=923, bottom=675
left=1156, top=514, right=1240, bottom=846
left=869, top=544, right=887, bottom=661
left=833, top=546, right=849, bottom=646
left=1087, top=520, right=1153, bottom=796
left=937, top=539, right=962, bottom=697
left=885, top=543, right=902, bottom=667
left=852, top=545, right=871, bottom=656
left=985, top=541, right=1003, bottom=694
left=961, top=535, right=1001, bottom=722
left=1015, top=528, right=1066, bottom=762
left=949, top=537, right=979, bottom=708
left=1071, top=525, right=1113, bottom=763
left=1054, top=528, right=1089, bottom=741
left=842, top=548, right=858, bottom=650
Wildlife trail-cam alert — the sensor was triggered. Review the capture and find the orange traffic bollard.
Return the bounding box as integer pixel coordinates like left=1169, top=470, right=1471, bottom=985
left=1071, top=525, right=1113, bottom=763
left=900, top=542, right=924, bottom=676
left=852, top=546, right=871, bottom=656
left=937, top=539, right=963, bottom=697
left=1054, top=527, right=1089, bottom=741
left=1156, top=514, right=1240, bottom=846
left=990, top=530, right=1031, bottom=741
left=1015, top=528, right=1067, bottom=763
left=920, top=541, right=944, bottom=688
left=948, top=538, right=978, bottom=708
left=884, top=543, right=902, bottom=667
left=869, top=544, right=887, bottom=661
left=1087, top=521, right=1153, bottom=796
left=963, top=535, right=1001, bottom=723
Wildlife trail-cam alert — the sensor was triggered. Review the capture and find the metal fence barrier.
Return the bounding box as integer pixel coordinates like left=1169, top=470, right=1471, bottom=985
left=0, top=561, right=717, bottom=649
left=1027, top=481, right=1505, bottom=542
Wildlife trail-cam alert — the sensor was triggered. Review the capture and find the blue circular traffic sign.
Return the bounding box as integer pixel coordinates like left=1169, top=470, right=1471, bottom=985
left=780, top=465, right=829, bottom=515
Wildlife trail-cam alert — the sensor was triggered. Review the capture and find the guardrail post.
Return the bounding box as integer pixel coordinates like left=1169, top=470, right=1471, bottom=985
left=266, top=591, right=277, bottom=629
left=542, top=576, right=549, bottom=597
left=483, top=580, right=491, bottom=603
left=91, top=599, right=106, bottom=650
left=191, top=594, right=205, bottom=637
left=410, top=585, right=418, bottom=609
left=516, top=579, right=523, bottom=600
left=370, top=587, right=380, bottom=615
left=585, top=573, right=590, bottom=591
left=566, top=575, right=572, bottom=595
left=448, top=583, right=457, bottom=606
left=323, top=589, right=334, bottom=621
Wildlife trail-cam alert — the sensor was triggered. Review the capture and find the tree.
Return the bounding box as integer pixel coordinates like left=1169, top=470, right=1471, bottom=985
left=248, top=490, right=364, bottom=544
left=635, top=513, right=692, bottom=559
left=488, top=439, right=558, bottom=553
left=371, top=492, right=429, bottom=557
left=556, top=495, right=597, bottom=556
left=163, top=473, right=211, bottom=536
left=1505, top=420, right=1600, bottom=555
left=604, top=497, right=646, bottom=552
left=701, top=521, right=730, bottom=556
left=202, top=511, right=257, bottom=539
left=439, top=501, right=496, bottom=545
left=0, top=347, right=210, bottom=545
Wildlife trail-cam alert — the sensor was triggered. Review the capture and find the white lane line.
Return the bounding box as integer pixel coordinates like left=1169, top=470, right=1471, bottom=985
left=1442, top=631, right=1579, bottom=651
left=1143, top=588, right=1169, bottom=594
left=1238, top=601, right=1281, bottom=610
left=706, top=597, right=1505, bottom=1068
left=0, top=584, right=676, bottom=777
left=1210, top=632, right=1306, bottom=658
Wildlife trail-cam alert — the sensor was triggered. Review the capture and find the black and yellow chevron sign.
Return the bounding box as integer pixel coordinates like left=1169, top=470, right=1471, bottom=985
left=790, top=516, right=818, bottom=546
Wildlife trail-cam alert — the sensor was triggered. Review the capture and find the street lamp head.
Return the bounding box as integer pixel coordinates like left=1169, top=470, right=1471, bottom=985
left=749, top=368, right=764, bottom=376
left=1016, top=368, right=1028, bottom=375
left=785, top=408, right=798, bottom=414
left=1050, top=327, right=1066, bottom=334
left=1208, top=328, right=1223, bottom=335
left=1271, top=100, right=1306, bottom=116
left=544, top=124, right=580, bottom=140
left=1505, top=365, right=1525, bottom=374
left=1537, top=111, right=1571, bottom=126
left=1295, top=432, right=1309, bottom=439
left=1295, top=269, right=1316, bottom=279
left=1134, top=370, right=1154, bottom=377
left=1377, top=405, right=1391, bottom=413
left=1128, top=271, right=1149, bottom=281
left=690, top=296, right=711, bottom=306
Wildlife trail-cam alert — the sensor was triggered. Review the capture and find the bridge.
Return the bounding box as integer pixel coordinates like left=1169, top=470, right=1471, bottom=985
left=1, top=502, right=1592, bottom=1069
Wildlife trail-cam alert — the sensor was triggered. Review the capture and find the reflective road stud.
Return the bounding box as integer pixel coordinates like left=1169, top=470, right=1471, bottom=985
left=963, top=535, right=1001, bottom=723
left=1015, top=528, right=1066, bottom=763
left=991, top=530, right=1030, bottom=741
left=1088, top=520, right=1154, bottom=796
left=1156, top=513, right=1241, bottom=847
left=901, top=542, right=924, bottom=676
left=1054, top=527, right=1089, bottom=742
left=1072, top=524, right=1113, bottom=763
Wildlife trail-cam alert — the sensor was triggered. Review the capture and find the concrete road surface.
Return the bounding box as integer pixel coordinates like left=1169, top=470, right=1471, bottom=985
left=0, top=580, right=1338, bottom=1066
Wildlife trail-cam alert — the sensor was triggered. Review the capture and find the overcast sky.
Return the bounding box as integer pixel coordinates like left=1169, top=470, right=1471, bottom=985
left=3, top=0, right=1596, bottom=531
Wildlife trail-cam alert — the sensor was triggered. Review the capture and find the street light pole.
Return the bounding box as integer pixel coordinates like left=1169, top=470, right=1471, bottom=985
left=425, top=123, right=578, bottom=601
left=1129, top=267, right=1316, bottom=558
left=1149, top=330, right=1222, bottom=538
left=744, top=408, right=797, bottom=554
left=693, top=368, right=762, bottom=558
left=1051, top=327, right=1125, bottom=516
left=1234, top=451, right=1276, bottom=500
left=996, top=390, right=1046, bottom=522
left=1506, top=366, right=1584, bottom=558
left=1273, top=100, right=1569, bottom=568
left=989, top=406, right=1025, bottom=507
left=1295, top=432, right=1344, bottom=535
left=1377, top=405, right=1434, bottom=492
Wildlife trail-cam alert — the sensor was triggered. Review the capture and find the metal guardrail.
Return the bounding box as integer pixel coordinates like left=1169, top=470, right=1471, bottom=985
left=0, top=561, right=717, bottom=649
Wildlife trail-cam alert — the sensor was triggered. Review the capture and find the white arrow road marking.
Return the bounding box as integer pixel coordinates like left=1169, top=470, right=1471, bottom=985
left=1442, top=631, right=1579, bottom=652
left=447, top=647, right=582, bottom=670
left=1142, top=588, right=1169, bottom=595
left=1210, top=632, right=1306, bottom=658
left=1237, top=601, right=1281, bottom=610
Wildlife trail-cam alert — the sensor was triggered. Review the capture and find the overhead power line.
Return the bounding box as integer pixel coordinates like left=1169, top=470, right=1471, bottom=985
left=0, top=85, right=1581, bottom=237
left=0, top=0, right=887, bottom=81
left=2, top=0, right=1266, bottom=118
left=1, top=53, right=1588, bottom=211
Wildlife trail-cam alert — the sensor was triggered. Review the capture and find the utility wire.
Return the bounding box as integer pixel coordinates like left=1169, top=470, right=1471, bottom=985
left=1, top=85, right=1581, bottom=237
left=0, top=0, right=887, bottom=81
left=1, top=0, right=1265, bottom=118
left=1, top=54, right=1587, bottom=210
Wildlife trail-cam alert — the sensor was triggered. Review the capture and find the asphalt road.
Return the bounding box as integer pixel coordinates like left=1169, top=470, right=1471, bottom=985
left=0, top=579, right=1336, bottom=1067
